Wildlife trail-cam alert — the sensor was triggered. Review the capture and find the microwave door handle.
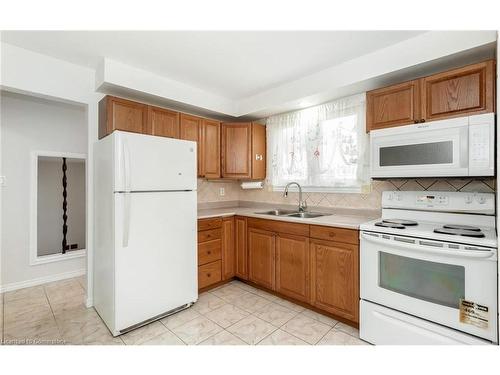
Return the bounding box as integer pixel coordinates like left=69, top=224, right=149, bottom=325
left=360, top=233, right=495, bottom=259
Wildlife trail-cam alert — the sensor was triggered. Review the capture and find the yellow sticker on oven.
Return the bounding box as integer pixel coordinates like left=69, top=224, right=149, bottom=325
left=459, top=299, right=489, bottom=329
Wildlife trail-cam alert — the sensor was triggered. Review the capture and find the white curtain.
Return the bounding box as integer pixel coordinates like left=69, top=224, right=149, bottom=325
left=267, top=93, right=369, bottom=192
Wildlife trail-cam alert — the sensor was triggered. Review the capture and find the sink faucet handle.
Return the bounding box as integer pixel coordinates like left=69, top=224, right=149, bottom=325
left=299, top=200, right=307, bottom=212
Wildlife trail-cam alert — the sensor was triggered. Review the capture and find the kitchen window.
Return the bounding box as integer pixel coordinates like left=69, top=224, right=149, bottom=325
left=267, top=93, right=369, bottom=193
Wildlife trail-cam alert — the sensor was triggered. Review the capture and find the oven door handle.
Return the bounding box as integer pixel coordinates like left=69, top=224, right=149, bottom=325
left=360, top=233, right=496, bottom=259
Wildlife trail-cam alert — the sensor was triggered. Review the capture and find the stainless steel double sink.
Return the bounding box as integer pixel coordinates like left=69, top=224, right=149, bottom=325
left=255, top=209, right=328, bottom=219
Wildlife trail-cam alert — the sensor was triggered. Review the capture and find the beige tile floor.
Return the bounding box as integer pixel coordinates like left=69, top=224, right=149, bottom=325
left=0, top=276, right=368, bottom=345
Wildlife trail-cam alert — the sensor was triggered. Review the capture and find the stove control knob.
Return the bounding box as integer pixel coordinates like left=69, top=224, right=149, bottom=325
left=477, top=196, right=487, bottom=204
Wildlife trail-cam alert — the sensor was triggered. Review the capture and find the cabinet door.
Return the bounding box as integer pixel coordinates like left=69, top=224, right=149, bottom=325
left=201, top=119, right=221, bottom=178
left=99, top=96, right=148, bottom=138
left=422, top=60, right=495, bottom=121
left=248, top=228, right=275, bottom=290
left=251, top=123, right=266, bottom=180
left=222, top=217, right=235, bottom=280
left=276, top=234, right=310, bottom=303
left=147, top=106, right=180, bottom=138
left=366, top=80, right=420, bottom=131
left=180, top=114, right=203, bottom=176
left=235, top=216, right=248, bottom=280
left=310, top=239, right=359, bottom=322
left=221, top=123, right=252, bottom=179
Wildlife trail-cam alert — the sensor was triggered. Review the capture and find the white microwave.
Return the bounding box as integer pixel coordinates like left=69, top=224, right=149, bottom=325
left=370, top=113, right=495, bottom=178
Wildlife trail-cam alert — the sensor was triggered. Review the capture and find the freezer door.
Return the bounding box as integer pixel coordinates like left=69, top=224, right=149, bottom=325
left=113, top=131, right=197, bottom=192
left=114, top=191, right=197, bottom=331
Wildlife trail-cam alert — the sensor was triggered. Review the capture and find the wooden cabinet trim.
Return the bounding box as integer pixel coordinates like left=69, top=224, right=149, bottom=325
left=235, top=216, right=248, bottom=280
left=222, top=217, right=235, bottom=280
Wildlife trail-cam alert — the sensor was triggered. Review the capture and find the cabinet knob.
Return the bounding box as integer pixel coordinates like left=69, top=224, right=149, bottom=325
left=255, top=154, right=263, bottom=161
left=207, top=273, right=211, bottom=277
left=207, top=251, right=211, bottom=255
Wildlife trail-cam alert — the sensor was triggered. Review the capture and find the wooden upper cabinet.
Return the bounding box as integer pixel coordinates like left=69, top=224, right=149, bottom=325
left=251, top=123, right=266, bottom=180
left=310, top=239, right=359, bottom=323
left=201, top=119, right=221, bottom=178
left=366, top=60, right=496, bottom=132
left=222, top=122, right=252, bottom=179
left=421, top=60, right=495, bottom=122
left=99, top=96, right=149, bottom=139
left=222, top=217, right=235, bottom=280
left=275, top=234, right=310, bottom=303
left=179, top=114, right=203, bottom=177
left=221, top=122, right=266, bottom=180
left=248, top=227, right=275, bottom=290
left=366, top=80, right=420, bottom=132
left=235, top=216, right=248, bottom=280
left=147, top=106, right=180, bottom=138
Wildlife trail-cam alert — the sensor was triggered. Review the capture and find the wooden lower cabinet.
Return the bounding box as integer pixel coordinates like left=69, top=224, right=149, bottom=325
left=235, top=216, right=248, bottom=280
left=310, top=239, right=359, bottom=323
left=275, top=234, right=310, bottom=303
left=248, top=228, right=275, bottom=290
left=222, top=217, right=235, bottom=280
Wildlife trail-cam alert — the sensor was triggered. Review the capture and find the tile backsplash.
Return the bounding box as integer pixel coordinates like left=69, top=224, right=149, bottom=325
left=198, top=178, right=496, bottom=210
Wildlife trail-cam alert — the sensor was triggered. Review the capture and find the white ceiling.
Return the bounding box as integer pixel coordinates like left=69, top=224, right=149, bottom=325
left=1, top=30, right=425, bottom=99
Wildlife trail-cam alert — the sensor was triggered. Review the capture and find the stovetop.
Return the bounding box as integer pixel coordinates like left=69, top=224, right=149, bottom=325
left=361, top=218, right=497, bottom=248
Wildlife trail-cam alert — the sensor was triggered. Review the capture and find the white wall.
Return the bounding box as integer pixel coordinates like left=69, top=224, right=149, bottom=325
left=37, top=158, right=86, bottom=256
left=1, top=42, right=101, bottom=304
left=0, top=92, right=87, bottom=288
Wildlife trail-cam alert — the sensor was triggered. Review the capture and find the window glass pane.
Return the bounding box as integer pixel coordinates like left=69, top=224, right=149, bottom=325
left=379, top=252, right=465, bottom=308
left=379, top=141, right=453, bottom=166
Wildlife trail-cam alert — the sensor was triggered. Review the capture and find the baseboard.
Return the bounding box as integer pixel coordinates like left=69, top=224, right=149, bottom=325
left=0, top=268, right=86, bottom=293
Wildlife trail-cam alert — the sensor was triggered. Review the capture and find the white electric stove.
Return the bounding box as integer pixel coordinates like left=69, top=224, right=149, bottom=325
left=359, top=191, right=498, bottom=345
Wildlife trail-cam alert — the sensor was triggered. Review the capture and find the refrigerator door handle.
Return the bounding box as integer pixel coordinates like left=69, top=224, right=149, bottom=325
left=123, top=137, right=132, bottom=192
left=122, top=192, right=131, bottom=247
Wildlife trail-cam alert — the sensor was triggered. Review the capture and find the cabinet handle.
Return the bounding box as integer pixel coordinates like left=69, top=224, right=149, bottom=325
left=255, top=154, right=263, bottom=161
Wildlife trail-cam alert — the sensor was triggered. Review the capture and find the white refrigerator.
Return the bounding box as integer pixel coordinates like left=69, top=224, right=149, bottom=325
left=93, top=131, right=198, bottom=336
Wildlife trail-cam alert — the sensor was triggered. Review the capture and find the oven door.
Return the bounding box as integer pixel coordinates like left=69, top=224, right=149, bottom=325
left=360, top=231, right=498, bottom=342
left=370, top=117, right=469, bottom=178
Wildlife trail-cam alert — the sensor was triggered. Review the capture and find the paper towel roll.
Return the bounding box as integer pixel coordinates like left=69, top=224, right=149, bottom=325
left=240, top=181, right=264, bottom=189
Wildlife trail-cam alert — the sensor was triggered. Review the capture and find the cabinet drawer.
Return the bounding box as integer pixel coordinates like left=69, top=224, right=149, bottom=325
left=198, top=260, right=222, bottom=289
left=198, top=239, right=222, bottom=266
left=198, top=228, right=221, bottom=243
left=247, top=218, right=309, bottom=236
left=198, top=218, right=222, bottom=231
left=309, top=225, right=358, bottom=245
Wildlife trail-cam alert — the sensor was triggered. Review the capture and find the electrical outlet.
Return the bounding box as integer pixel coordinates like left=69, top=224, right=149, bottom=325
left=219, top=187, right=225, bottom=196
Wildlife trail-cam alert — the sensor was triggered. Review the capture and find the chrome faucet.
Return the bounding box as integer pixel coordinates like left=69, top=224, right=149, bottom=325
left=283, top=182, right=307, bottom=212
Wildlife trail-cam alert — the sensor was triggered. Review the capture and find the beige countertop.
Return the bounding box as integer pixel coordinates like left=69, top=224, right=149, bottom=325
left=197, top=205, right=379, bottom=230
